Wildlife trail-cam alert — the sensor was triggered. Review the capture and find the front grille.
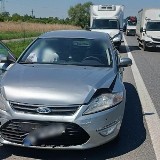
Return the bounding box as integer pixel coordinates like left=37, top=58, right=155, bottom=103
left=128, top=29, right=136, bottom=33
left=10, top=102, right=80, bottom=116
left=152, top=38, right=160, bottom=42
left=0, top=120, right=90, bottom=147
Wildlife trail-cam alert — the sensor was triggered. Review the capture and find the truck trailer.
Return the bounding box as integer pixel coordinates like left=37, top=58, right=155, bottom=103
left=90, top=5, right=124, bottom=49
left=136, top=8, right=160, bottom=51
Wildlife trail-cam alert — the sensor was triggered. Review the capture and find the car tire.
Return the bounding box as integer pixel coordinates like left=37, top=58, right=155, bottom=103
left=143, top=41, right=148, bottom=51
left=116, top=46, right=120, bottom=50
left=138, top=42, right=141, bottom=48
left=110, top=132, right=121, bottom=144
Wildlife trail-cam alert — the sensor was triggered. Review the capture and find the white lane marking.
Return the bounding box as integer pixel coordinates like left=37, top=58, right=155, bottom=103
left=123, top=36, right=160, bottom=160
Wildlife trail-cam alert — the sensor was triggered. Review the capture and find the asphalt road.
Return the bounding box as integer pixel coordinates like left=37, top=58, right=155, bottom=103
left=0, top=35, right=159, bottom=160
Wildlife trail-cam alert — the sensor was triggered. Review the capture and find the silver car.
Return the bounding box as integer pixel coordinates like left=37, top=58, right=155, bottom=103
left=0, top=30, right=132, bottom=149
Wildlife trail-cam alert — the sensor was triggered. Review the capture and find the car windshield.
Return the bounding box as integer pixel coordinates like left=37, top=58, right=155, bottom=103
left=146, top=22, right=160, bottom=31
left=127, top=21, right=137, bottom=26
left=19, top=38, right=112, bottom=67
left=92, top=19, right=119, bottom=29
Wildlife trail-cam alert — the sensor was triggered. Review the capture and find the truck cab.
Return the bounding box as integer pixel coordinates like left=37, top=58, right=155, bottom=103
left=90, top=5, right=124, bottom=50
left=136, top=8, right=160, bottom=51
left=140, top=21, right=160, bottom=49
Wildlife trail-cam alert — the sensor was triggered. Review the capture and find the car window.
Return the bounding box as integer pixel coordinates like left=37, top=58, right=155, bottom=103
left=0, top=43, right=9, bottom=57
left=19, top=38, right=113, bottom=67
left=92, top=19, right=119, bottom=29
left=146, top=22, right=160, bottom=31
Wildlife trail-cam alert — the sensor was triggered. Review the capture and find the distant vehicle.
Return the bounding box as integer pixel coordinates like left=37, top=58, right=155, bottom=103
left=0, top=30, right=132, bottom=149
left=136, top=8, right=160, bottom=51
left=90, top=5, right=124, bottom=49
left=125, top=16, right=137, bottom=36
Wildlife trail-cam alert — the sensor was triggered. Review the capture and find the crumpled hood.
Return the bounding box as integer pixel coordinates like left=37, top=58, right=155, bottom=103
left=1, top=63, right=116, bottom=105
left=91, top=29, right=119, bottom=38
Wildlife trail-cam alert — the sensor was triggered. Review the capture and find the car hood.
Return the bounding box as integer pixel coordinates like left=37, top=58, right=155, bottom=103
left=91, top=29, right=119, bottom=38
left=146, top=31, right=160, bottom=39
left=1, top=63, right=116, bottom=105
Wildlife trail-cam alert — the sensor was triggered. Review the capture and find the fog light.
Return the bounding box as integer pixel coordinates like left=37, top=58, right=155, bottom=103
left=97, top=121, right=121, bottom=137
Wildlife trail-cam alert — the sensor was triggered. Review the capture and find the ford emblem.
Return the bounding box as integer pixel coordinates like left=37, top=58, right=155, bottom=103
left=36, top=107, right=51, bottom=114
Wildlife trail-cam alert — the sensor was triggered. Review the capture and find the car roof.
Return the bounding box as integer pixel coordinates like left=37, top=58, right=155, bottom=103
left=39, top=30, right=110, bottom=40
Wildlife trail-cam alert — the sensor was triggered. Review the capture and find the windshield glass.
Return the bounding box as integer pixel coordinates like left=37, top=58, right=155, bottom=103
left=92, top=19, right=119, bottom=29
left=127, top=21, right=137, bottom=26
left=19, top=38, right=112, bottom=67
left=146, top=22, right=160, bottom=31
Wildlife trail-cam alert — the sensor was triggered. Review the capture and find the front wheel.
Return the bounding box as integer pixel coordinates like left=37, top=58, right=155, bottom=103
left=116, top=46, right=120, bottom=50
left=138, top=41, right=141, bottom=48
left=143, top=41, right=148, bottom=51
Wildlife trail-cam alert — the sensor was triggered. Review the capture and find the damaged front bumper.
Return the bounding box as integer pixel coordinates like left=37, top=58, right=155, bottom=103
left=0, top=100, right=125, bottom=149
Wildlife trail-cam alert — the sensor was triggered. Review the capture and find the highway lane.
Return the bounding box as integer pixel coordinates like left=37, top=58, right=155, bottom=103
left=124, top=35, right=160, bottom=117
left=0, top=36, right=158, bottom=160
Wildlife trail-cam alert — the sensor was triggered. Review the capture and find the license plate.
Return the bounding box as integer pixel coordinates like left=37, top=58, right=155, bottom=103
left=156, top=45, right=160, bottom=48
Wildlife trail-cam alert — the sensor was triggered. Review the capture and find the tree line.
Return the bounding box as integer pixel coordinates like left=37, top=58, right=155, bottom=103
left=0, top=2, right=92, bottom=28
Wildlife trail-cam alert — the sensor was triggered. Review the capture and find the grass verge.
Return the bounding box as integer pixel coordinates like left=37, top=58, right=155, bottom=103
left=0, top=32, right=41, bottom=40
left=0, top=22, right=80, bottom=40
left=4, top=39, right=34, bottom=58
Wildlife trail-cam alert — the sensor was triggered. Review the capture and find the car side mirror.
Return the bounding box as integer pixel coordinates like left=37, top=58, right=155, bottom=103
left=140, top=27, right=143, bottom=33
left=85, top=25, right=91, bottom=31
left=140, top=27, right=146, bottom=33
left=119, top=58, right=132, bottom=68
left=0, top=52, right=16, bottom=63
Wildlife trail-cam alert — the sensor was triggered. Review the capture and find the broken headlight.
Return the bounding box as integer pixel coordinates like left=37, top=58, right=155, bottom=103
left=83, top=92, right=123, bottom=115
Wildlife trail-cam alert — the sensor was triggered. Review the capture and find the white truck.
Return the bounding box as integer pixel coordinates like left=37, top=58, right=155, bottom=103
left=90, top=5, right=124, bottom=49
left=136, top=8, right=160, bottom=51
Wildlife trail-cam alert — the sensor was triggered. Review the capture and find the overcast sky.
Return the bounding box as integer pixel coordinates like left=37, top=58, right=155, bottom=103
left=4, top=0, right=160, bottom=18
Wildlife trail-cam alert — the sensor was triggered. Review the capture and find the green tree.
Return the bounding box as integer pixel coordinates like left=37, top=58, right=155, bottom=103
left=0, top=12, right=10, bottom=21
left=12, top=13, right=22, bottom=21
left=68, top=2, right=93, bottom=28
left=22, top=14, right=32, bottom=21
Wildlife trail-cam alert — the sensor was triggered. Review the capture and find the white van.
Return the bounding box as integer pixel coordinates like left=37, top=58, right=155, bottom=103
left=136, top=8, right=160, bottom=51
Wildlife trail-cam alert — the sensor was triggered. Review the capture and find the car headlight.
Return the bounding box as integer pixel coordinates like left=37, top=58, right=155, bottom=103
left=83, top=92, right=123, bottom=115
left=112, top=33, right=122, bottom=42
left=0, top=87, right=6, bottom=111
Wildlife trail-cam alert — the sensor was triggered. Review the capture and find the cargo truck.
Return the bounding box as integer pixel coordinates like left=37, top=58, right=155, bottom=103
left=90, top=5, right=124, bottom=49
left=136, top=8, right=160, bottom=51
